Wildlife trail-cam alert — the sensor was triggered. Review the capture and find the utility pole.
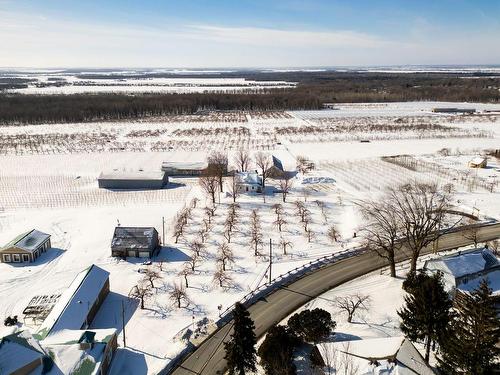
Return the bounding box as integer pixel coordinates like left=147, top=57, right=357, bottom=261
left=268, top=238, right=272, bottom=283
left=162, top=216, right=165, bottom=245
left=121, top=300, right=126, bottom=347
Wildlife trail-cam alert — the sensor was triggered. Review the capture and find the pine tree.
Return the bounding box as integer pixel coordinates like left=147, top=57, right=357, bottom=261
left=438, top=280, right=500, bottom=375
left=258, top=325, right=300, bottom=375
left=224, top=302, right=257, bottom=375
left=398, top=271, right=452, bottom=363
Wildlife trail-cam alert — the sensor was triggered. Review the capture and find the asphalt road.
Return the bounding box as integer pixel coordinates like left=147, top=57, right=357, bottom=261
left=169, top=222, right=500, bottom=375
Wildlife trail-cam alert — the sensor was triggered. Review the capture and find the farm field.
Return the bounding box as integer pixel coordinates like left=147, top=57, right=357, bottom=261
left=0, top=102, right=499, bottom=373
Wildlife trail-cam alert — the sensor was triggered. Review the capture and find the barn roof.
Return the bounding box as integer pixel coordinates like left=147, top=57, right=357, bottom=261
left=1, top=229, right=50, bottom=252
left=36, top=265, right=110, bottom=340
left=111, top=226, right=157, bottom=250
left=98, top=169, right=166, bottom=181
left=271, top=156, right=284, bottom=171
left=162, top=161, right=208, bottom=171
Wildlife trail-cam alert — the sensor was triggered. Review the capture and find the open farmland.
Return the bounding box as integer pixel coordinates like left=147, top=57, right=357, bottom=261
left=0, top=101, right=499, bottom=373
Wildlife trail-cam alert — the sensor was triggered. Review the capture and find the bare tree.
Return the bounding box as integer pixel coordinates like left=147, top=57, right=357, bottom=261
left=169, top=283, right=190, bottom=308
left=335, top=294, right=371, bottom=323
left=272, top=203, right=284, bottom=215
left=189, top=240, right=206, bottom=257
left=190, top=197, right=200, bottom=209
left=327, top=224, right=341, bottom=243
left=208, top=151, right=228, bottom=192
left=217, top=242, right=235, bottom=271
left=204, top=205, right=216, bottom=224
left=213, top=266, right=233, bottom=289
left=303, top=214, right=312, bottom=232
left=198, top=228, right=208, bottom=243
left=387, top=182, right=453, bottom=274
left=227, top=173, right=241, bottom=203
left=223, top=207, right=239, bottom=243
left=129, top=282, right=153, bottom=309
left=316, top=200, right=329, bottom=223
left=199, top=167, right=219, bottom=204
left=255, top=152, right=272, bottom=189
left=250, top=209, right=263, bottom=256
left=173, top=207, right=192, bottom=243
left=356, top=199, right=401, bottom=278
left=144, top=268, right=162, bottom=289
left=302, top=186, right=311, bottom=202
left=274, top=216, right=288, bottom=232
left=279, top=178, right=293, bottom=202
left=235, top=149, right=250, bottom=172
left=178, top=266, right=193, bottom=288
left=279, top=237, right=293, bottom=255
left=187, top=253, right=200, bottom=272
left=305, top=228, right=315, bottom=243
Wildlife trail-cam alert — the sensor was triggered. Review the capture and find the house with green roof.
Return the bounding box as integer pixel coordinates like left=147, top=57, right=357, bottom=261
left=0, top=229, right=51, bottom=263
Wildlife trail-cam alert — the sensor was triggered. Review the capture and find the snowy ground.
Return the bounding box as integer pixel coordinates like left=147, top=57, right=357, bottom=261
left=0, top=102, right=499, bottom=373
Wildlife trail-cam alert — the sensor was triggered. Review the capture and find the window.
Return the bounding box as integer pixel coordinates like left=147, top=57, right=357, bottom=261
left=22, top=254, right=30, bottom=262
left=13, top=254, right=20, bottom=262
left=3, top=254, right=11, bottom=262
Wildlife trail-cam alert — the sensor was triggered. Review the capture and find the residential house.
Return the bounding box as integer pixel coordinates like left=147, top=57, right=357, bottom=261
left=235, top=172, right=263, bottom=193
left=111, top=226, right=160, bottom=258
left=0, top=229, right=51, bottom=263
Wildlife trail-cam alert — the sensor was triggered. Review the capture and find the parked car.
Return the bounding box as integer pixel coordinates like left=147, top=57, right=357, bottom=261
left=142, top=260, right=152, bottom=266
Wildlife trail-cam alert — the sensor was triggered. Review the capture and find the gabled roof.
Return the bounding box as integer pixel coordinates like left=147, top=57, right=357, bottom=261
left=36, top=265, right=110, bottom=340
left=0, top=331, right=45, bottom=374
left=111, top=226, right=157, bottom=250
left=271, top=155, right=284, bottom=171
left=236, top=171, right=262, bottom=185
left=424, top=248, right=499, bottom=279
left=1, top=229, right=50, bottom=253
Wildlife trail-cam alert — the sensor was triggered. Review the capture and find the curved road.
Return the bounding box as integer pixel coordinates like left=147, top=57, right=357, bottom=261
left=169, top=222, right=500, bottom=375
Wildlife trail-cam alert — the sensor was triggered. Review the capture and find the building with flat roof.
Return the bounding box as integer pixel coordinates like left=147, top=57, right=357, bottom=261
left=0, top=229, right=51, bottom=263
left=98, top=169, right=168, bottom=189
left=161, top=161, right=208, bottom=176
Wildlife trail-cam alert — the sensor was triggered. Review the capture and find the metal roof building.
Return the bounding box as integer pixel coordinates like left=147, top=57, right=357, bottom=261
left=161, top=161, right=208, bottom=176
left=111, top=226, right=160, bottom=258
left=0, top=229, right=51, bottom=263
left=98, top=169, right=168, bottom=189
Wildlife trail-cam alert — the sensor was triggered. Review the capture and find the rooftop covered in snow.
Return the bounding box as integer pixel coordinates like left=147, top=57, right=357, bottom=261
left=1, top=229, right=50, bottom=252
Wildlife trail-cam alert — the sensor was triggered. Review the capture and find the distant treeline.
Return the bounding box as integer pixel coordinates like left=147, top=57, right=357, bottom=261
left=1, top=72, right=499, bottom=124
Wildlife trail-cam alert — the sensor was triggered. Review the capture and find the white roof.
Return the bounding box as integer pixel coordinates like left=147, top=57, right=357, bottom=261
left=0, top=331, right=44, bottom=374
left=317, top=337, right=434, bottom=375
left=425, top=248, right=498, bottom=279
left=98, top=169, right=165, bottom=181
left=162, top=161, right=208, bottom=170
left=470, top=157, right=486, bottom=165
left=236, top=171, right=262, bottom=185
left=36, top=265, right=110, bottom=339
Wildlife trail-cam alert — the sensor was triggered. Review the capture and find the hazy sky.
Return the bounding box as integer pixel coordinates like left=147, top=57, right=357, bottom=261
left=1, top=0, right=499, bottom=68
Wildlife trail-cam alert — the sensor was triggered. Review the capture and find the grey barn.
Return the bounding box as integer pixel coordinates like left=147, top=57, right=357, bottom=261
left=111, top=227, right=160, bottom=258
left=98, top=169, right=168, bottom=189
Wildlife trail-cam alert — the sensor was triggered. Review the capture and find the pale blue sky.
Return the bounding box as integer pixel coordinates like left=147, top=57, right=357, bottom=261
left=1, top=0, right=499, bottom=67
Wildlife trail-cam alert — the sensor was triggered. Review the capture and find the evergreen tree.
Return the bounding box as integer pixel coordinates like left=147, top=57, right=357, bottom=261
left=288, top=308, right=336, bottom=343
left=398, top=271, right=452, bottom=363
left=258, top=325, right=300, bottom=375
left=224, top=302, right=257, bottom=375
left=438, top=280, right=500, bottom=375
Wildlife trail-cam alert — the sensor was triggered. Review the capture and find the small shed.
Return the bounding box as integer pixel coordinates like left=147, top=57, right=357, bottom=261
left=98, top=169, right=168, bottom=189
left=161, top=161, right=208, bottom=176
left=468, top=157, right=487, bottom=168
left=111, top=226, right=160, bottom=258
left=0, top=229, right=51, bottom=263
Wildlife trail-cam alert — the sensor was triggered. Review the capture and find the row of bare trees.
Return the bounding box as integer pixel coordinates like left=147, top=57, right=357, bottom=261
left=357, top=181, right=456, bottom=277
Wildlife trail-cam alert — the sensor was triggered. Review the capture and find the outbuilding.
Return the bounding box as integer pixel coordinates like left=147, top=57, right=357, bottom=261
left=161, top=161, right=208, bottom=176
left=98, top=169, right=168, bottom=189
left=235, top=172, right=263, bottom=193
left=0, top=229, right=51, bottom=263
left=111, top=226, right=160, bottom=258
left=468, top=156, right=487, bottom=168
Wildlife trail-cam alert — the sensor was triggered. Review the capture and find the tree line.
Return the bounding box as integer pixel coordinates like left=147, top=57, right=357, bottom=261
left=1, top=72, right=499, bottom=124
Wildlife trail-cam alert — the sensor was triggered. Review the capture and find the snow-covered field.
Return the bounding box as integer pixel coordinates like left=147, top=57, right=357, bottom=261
left=0, top=102, right=499, bottom=373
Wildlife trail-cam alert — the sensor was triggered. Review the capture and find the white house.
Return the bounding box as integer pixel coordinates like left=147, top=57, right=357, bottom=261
left=235, top=171, right=263, bottom=193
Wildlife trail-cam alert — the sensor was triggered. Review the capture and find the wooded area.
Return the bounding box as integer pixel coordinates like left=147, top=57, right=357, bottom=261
left=1, top=72, right=499, bottom=124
